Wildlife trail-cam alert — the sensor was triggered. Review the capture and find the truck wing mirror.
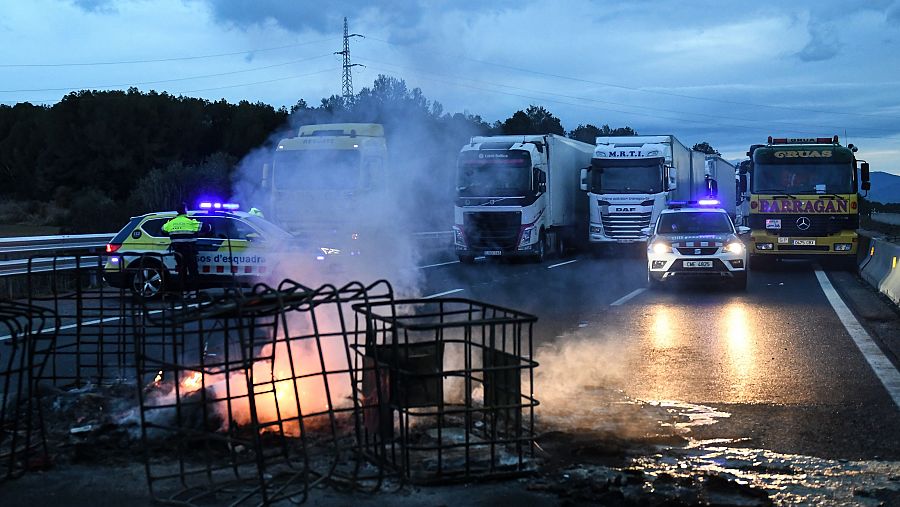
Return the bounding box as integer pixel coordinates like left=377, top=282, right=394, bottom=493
left=739, top=174, right=748, bottom=194
left=261, top=163, right=271, bottom=190
left=580, top=168, right=589, bottom=191
left=860, top=162, right=870, bottom=191
left=737, top=226, right=750, bottom=235
left=640, top=227, right=651, bottom=236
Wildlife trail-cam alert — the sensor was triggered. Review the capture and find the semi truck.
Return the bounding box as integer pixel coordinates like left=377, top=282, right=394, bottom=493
left=453, top=134, right=594, bottom=263
left=742, top=135, right=870, bottom=268
left=579, top=135, right=719, bottom=250
left=262, top=123, right=388, bottom=250
left=705, top=154, right=738, bottom=221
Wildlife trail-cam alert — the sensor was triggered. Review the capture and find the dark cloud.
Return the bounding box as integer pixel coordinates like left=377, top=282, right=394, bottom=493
left=796, top=19, right=840, bottom=62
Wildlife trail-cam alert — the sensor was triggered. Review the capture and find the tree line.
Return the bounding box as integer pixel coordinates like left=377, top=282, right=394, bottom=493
left=0, top=76, right=665, bottom=233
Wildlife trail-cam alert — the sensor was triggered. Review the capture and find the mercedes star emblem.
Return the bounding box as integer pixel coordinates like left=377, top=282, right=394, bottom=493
left=796, top=216, right=811, bottom=231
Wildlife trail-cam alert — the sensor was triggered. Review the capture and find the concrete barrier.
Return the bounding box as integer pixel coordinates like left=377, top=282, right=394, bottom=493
left=858, top=232, right=900, bottom=306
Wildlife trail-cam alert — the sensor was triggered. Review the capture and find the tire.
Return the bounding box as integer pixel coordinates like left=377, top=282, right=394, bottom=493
left=129, top=259, right=167, bottom=300
left=731, top=272, right=748, bottom=291
left=556, top=234, right=567, bottom=258
left=533, top=232, right=548, bottom=263
left=458, top=254, right=476, bottom=264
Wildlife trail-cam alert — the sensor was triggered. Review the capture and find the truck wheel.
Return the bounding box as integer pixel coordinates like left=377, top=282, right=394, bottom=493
left=556, top=235, right=567, bottom=258
left=458, top=254, right=476, bottom=264
left=534, top=232, right=548, bottom=263
left=129, top=259, right=167, bottom=300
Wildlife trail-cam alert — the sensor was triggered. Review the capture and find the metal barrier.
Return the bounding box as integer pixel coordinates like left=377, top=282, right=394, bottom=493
left=136, top=279, right=395, bottom=505
left=0, top=300, right=56, bottom=481
left=352, top=297, right=539, bottom=483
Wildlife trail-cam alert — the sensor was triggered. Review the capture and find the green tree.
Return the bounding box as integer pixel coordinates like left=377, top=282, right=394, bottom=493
left=500, top=105, right=564, bottom=135
left=692, top=141, right=720, bottom=155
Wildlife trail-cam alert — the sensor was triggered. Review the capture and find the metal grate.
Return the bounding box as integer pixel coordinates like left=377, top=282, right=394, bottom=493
left=463, top=212, right=522, bottom=250
left=600, top=211, right=653, bottom=239
left=351, top=297, right=539, bottom=483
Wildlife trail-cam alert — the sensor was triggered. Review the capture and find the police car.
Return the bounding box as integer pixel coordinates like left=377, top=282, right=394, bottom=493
left=645, top=201, right=750, bottom=290
left=103, top=202, right=305, bottom=298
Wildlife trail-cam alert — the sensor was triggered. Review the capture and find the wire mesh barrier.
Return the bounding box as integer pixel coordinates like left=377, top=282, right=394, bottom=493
left=0, top=300, right=56, bottom=481
left=351, top=298, right=539, bottom=483
left=0, top=255, right=542, bottom=503
left=135, top=279, right=396, bottom=506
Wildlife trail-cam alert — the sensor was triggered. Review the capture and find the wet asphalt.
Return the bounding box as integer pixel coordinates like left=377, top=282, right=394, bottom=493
left=417, top=252, right=900, bottom=461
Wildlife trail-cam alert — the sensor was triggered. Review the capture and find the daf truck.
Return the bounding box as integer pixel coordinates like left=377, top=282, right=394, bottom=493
left=580, top=135, right=716, bottom=250
left=453, top=134, right=594, bottom=263
left=742, top=135, right=870, bottom=269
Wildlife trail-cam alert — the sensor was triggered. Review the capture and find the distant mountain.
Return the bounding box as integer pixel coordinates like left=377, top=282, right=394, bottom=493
left=868, top=171, right=900, bottom=204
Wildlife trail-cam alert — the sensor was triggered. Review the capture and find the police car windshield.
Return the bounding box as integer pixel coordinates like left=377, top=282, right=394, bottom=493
left=657, top=212, right=733, bottom=234
left=245, top=216, right=293, bottom=240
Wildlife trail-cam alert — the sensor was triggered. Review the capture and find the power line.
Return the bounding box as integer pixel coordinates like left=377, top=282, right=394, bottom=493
left=355, top=56, right=897, bottom=136
left=365, top=36, right=900, bottom=121
left=335, top=17, right=363, bottom=99
left=0, top=54, right=335, bottom=93
left=0, top=38, right=340, bottom=68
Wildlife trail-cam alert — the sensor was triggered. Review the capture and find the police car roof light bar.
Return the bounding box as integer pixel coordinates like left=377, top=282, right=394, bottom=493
left=199, top=202, right=213, bottom=209
left=698, top=199, right=720, bottom=206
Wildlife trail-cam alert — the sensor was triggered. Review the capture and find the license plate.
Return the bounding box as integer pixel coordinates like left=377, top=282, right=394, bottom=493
left=778, top=237, right=789, bottom=244
left=484, top=250, right=502, bottom=256
left=793, top=240, right=815, bottom=246
left=684, top=260, right=713, bottom=268
left=616, top=239, right=634, bottom=244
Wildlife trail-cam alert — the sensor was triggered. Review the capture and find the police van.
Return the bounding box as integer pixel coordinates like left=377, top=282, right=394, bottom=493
left=103, top=203, right=302, bottom=298
left=644, top=200, right=750, bottom=290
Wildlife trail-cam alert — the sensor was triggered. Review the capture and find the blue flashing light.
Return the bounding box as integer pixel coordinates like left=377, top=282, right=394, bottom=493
left=698, top=199, right=720, bottom=206
left=197, top=201, right=240, bottom=211
left=222, top=203, right=240, bottom=210
left=199, top=202, right=213, bottom=209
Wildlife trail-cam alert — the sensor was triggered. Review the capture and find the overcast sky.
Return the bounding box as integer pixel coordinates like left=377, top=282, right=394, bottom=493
left=3, top=0, right=900, bottom=174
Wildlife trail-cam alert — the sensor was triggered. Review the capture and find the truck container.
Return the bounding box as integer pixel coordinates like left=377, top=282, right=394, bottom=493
left=453, top=134, right=594, bottom=263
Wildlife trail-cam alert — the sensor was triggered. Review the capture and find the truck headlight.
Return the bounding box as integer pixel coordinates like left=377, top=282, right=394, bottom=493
left=453, top=226, right=466, bottom=247
left=834, top=243, right=852, bottom=251
left=519, top=226, right=535, bottom=247
left=590, top=225, right=602, bottom=234
left=650, top=242, right=671, bottom=254
left=725, top=242, right=744, bottom=254
left=756, top=243, right=774, bottom=250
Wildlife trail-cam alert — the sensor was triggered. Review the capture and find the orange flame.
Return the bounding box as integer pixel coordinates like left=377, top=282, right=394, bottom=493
left=180, top=371, right=204, bottom=393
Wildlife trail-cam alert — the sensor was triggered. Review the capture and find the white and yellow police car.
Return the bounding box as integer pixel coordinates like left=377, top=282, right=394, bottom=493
left=645, top=201, right=750, bottom=290
left=103, top=202, right=298, bottom=298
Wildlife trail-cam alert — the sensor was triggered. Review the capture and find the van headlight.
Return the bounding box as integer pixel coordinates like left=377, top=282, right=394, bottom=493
left=725, top=242, right=744, bottom=254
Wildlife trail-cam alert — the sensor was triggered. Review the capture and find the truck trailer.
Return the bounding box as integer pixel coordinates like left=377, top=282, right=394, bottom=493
left=453, top=134, right=594, bottom=263
left=580, top=135, right=717, bottom=250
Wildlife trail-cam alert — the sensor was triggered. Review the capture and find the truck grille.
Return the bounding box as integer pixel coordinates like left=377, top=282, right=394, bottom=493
left=750, top=214, right=857, bottom=236
left=600, top=211, right=652, bottom=239
left=463, top=211, right=522, bottom=250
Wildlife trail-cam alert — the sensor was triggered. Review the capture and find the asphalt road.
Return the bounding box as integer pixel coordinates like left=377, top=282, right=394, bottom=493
left=416, top=252, right=900, bottom=461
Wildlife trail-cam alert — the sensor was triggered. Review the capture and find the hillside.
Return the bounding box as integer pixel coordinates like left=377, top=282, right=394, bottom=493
left=868, top=171, right=900, bottom=204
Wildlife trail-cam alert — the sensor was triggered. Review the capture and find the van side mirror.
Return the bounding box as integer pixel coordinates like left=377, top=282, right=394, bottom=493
left=580, top=168, right=589, bottom=191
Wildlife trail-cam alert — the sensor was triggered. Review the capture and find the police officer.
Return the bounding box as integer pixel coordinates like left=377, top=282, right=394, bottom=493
left=162, top=203, right=201, bottom=291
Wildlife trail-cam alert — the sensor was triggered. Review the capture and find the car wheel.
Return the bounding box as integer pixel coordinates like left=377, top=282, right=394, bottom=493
left=458, top=254, right=476, bottom=264
left=130, top=260, right=167, bottom=300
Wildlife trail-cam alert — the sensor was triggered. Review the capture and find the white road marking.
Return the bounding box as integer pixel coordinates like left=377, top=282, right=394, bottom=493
left=547, top=259, right=579, bottom=269
left=417, top=260, right=460, bottom=269
left=815, top=270, right=900, bottom=410
left=0, top=304, right=190, bottom=342
left=610, top=288, right=647, bottom=306
left=423, top=288, right=464, bottom=299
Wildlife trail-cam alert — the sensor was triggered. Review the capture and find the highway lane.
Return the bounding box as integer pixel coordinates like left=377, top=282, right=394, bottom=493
left=417, top=253, right=900, bottom=461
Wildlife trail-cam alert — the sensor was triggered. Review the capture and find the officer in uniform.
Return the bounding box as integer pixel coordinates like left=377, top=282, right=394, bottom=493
left=162, top=203, right=201, bottom=291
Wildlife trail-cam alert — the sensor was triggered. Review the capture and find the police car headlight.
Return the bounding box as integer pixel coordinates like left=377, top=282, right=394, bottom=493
left=651, top=242, right=671, bottom=255
left=725, top=242, right=744, bottom=255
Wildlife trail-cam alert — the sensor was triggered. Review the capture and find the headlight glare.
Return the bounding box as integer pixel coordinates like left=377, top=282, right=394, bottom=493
left=651, top=242, right=670, bottom=255
left=725, top=242, right=744, bottom=254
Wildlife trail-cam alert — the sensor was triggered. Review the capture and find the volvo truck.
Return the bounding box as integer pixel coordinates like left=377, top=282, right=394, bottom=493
left=453, top=134, right=594, bottom=263
left=743, top=135, right=870, bottom=269
left=580, top=135, right=716, bottom=251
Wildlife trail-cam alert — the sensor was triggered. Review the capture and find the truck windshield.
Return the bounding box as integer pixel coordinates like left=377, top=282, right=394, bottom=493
left=657, top=212, right=733, bottom=234
left=456, top=150, right=532, bottom=197
left=591, top=159, right=663, bottom=194
left=273, top=149, right=362, bottom=191
left=752, top=163, right=854, bottom=194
